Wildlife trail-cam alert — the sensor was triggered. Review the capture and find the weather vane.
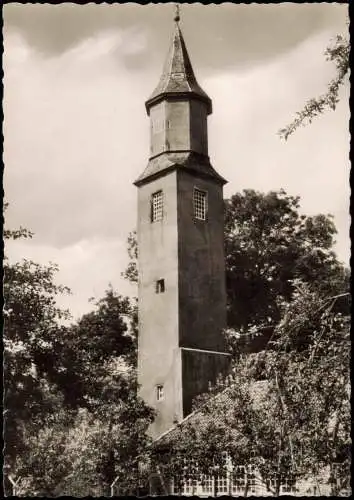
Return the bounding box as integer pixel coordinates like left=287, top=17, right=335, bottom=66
left=174, top=3, right=180, bottom=23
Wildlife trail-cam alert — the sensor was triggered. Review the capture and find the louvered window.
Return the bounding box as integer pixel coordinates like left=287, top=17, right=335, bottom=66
left=193, top=188, right=207, bottom=220
left=151, top=190, right=163, bottom=222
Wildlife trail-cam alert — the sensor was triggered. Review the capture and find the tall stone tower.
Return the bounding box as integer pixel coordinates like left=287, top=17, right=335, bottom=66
left=135, top=10, right=230, bottom=439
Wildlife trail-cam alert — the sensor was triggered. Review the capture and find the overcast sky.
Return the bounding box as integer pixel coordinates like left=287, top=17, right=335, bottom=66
left=4, top=3, right=350, bottom=321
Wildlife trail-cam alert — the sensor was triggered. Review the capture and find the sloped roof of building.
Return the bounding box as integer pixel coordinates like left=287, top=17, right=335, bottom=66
left=154, top=379, right=269, bottom=445
left=153, top=374, right=342, bottom=448
left=145, top=21, right=212, bottom=115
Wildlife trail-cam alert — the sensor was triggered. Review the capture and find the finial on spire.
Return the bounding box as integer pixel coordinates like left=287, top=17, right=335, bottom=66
left=174, top=3, right=180, bottom=23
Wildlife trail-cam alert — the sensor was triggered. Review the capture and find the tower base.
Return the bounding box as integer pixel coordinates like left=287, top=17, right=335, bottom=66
left=146, top=346, right=231, bottom=440
left=181, top=347, right=231, bottom=416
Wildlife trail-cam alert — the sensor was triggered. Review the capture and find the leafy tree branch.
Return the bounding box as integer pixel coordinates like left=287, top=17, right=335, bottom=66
left=279, top=34, right=349, bottom=140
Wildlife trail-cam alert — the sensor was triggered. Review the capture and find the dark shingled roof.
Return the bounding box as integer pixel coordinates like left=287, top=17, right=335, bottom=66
left=154, top=380, right=269, bottom=445
left=145, top=22, right=212, bottom=115
left=134, top=151, right=227, bottom=187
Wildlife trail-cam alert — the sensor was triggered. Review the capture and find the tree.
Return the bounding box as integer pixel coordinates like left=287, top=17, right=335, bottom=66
left=279, top=33, right=349, bottom=140
left=268, top=283, right=351, bottom=495
left=5, top=278, right=154, bottom=495
left=3, top=222, right=71, bottom=473
left=121, top=230, right=138, bottom=284
left=42, top=286, right=137, bottom=410
left=8, top=314, right=154, bottom=497
left=13, top=379, right=154, bottom=497
left=150, top=282, right=351, bottom=496
left=224, top=189, right=349, bottom=331
left=4, top=212, right=153, bottom=496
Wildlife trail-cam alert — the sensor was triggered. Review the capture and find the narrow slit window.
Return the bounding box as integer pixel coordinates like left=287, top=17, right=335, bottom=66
left=151, top=190, right=163, bottom=222
left=156, top=385, right=164, bottom=401
left=193, top=188, right=207, bottom=220
left=156, top=279, right=165, bottom=294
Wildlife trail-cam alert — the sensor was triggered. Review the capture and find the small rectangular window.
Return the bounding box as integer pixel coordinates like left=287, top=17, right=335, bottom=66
left=156, top=385, right=164, bottom=401
left=156, top=279, right=165, bottom=294
left=193, top=188, right=207, bottom=220
left=216, top=475, right=228, bottom=495
left=231, top=466, right=247, bottom=495
left=151, top=190, right=163, bottom=222
left=247, top=467, right=257, bottom=494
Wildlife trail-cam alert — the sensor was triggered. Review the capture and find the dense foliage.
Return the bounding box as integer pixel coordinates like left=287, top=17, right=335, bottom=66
left=3, top=218, right=153, bottom=496
left=150, top=283, right=351, bottom=496
left=224, top=189, right=349, bottom=331
left=4, top=224, right=71, bottom=472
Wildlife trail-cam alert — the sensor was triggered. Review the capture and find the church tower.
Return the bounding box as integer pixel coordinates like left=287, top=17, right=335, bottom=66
left=135, top=8, right=230, bottom=438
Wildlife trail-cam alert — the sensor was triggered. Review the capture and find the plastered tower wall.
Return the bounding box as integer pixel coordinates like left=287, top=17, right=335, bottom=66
left=189, top=99, right=208, bottom=154
left=137, top=172, right=183, bottom=437
left=177, top=170, right=226, bottom=352
left=181, top=348, right=230, bottom=416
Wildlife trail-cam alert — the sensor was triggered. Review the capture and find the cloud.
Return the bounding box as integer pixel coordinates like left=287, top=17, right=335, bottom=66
left=3, top=3, right=348, bottom=71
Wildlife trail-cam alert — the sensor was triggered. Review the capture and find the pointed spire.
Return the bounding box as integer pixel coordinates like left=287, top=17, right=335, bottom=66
left=174, top=3, right=180, bottom=24
left=145, top=7, right=212, bottom=115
